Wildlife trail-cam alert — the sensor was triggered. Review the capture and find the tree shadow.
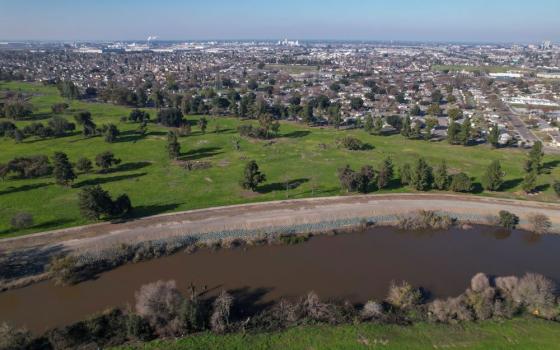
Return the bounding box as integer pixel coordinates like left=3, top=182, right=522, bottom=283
left=282, top=130, right=310, bottom=138
left=179, top=147, right=223, bottom=161
left=112, top=161, right=151, bottom=173
left=0, top=182, right=50, bottom=196
left=129, top=203, right=182, bottom=218
left=501, top=178, right=523, bottom=191
left=257, top=178, right=309, bottom=193
left=471, top=182, right=484, bottom=194
left=535, top=183, right=550, bottom=193
left=74, top=172, right=146, bottom=188
left=114, top=130, right=146, bottom=143
left=384, top=178, right=403, bottom=191
left=542, top=160, right=560, bottom=174
left=228, top=286, right=275, bottom=320
left=0, top=244, right=66, bottom=280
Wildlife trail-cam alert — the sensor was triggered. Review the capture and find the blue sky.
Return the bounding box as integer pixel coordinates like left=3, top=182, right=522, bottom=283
left=0, top=0, right=559, bottom=42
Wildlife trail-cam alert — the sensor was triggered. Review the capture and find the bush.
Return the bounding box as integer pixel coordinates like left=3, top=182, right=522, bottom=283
left=428, top=297, right=473, bottom=323
left=498, top=210, right=519, bottom=229
left=337, top=136, right=368, bottom=150
left=512, top=273, right=556, bottom=318
left=0, top=322, right=32, bottom=350
left=527, top=213, right=552, bottom=234
left=386, top=281, right=422, bottom=310
left=397, top=210, right=454, bottom=230
left=48, top=255, right=83, bottom=285
left=210, top=291, right=234, bottom=333
left=450, top=173, right=473, bottom=192
left=360, top=300, right=384, bottom=321
left=10, top=212, right=34, bottom=229
left=135, top=280, right=186, bottom=337
left=465, top=273, right=495, bottom=320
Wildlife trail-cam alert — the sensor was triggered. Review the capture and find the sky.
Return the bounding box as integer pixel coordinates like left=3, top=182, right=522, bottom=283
left=0, top=0, right=559, bottom=43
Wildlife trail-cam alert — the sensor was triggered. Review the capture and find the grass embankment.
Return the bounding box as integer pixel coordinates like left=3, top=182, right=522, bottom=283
left=114, top=318, right=560, bottom=350
left=1, top=81, right=560, bottom=237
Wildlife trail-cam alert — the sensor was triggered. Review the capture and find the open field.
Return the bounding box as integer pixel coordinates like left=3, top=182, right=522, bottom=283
left=1, top=81, right=560, bottom=237
left=114, top=318, right=560, bottom=350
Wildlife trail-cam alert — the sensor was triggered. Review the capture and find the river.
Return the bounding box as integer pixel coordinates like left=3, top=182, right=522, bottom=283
left=1, top=225, right=559, bottom=334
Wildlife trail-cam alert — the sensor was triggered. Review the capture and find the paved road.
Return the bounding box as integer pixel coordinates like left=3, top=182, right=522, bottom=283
left=3, top=193, right=560, bottom=254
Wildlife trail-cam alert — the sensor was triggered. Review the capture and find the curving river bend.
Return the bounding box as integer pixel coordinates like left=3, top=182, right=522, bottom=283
left=1, top=225, right=559, bottom=334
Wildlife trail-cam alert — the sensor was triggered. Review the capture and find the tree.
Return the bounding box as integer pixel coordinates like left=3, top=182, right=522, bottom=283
left=166, top=131, right=181, bottom=159
left=448, top=108, right=463, bottom=120
left=482, top=160, right=504, bottom=191
left=338, top=165, right=358, bottom=192
left=498, top=210, right=519, bottom=229
left=52, top=152, right=76, bottom=186
left=364, top=115, right=374, bottom=133
left=157, top=108, right=184, bottom=127
left=488, top=124, right=500, bottom=148
left=210, top=291, right=233, bottom=333
left=198, top=117, right=208, bottom=134
left=301, top=103, right=314, bottom=124
left=411, top=158, right=433, bottom=191
left=58, top=80, right=80, bottom=99
left=433, top=161, right=449, bottom=190
left=554, top=180, right=560, bottom=197
left=373, top=117, right=384, bottom=135
left=74, top=111, right=97, bottom=137
left=95, top=151, right=121, bottom=173
left=410, top=105, right=422, bottom=116
left=129, top=109, right=150, bottom=123
left=78, top=185, right=114, bottom=220
left=377, top=157, right=394, bottom=189
left=450, top=173, right=473, bottom=192
left=447, top=122, right=460, bottom=144
left=427, top=103, right=441, bottom=116
left=350, top=97, right=364, bottom=110
left=400, top=163, right=412, bottom=185
left=357, top=165, right=376, bottom=193
left=240, top=160, right=266, bottom=191
left=76, top=157, right=93, bottom=173
left=522, top=170, right=538, bottom=193
left=401, top=116, right=412, bottom=137
left=48, top=116, right=75, bottom=137
left=525, top=141, right=543, bottom=174
left=101, top=123, right=120, bottom=143
left=458, top=120, right=471, bottom=146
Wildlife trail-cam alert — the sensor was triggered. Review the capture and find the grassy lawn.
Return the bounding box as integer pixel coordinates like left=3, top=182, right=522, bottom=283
left=1, top=81, right=560, bottom=237
left=114, top=318, right=560, bottom=350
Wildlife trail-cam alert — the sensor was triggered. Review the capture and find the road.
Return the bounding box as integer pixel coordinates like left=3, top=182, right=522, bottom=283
left=3, top=193, right=560, bottom=253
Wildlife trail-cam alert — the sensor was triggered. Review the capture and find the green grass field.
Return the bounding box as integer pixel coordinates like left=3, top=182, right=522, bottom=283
left=114, top=318, right=560, bottom=350
left=1, top=81, right=560, bottom=237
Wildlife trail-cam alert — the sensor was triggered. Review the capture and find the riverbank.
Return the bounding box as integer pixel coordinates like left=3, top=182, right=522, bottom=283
left=2, top=194, right=560, bottom=292
left=113, top=318, right=560, bottom=350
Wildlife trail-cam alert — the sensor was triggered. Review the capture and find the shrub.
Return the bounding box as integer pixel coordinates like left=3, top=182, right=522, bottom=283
left=76, top=157, right=93, bottom=173
left=465, top=273, right=495, bottom=320
left=428, top=297, right=473, bottom=323
left=210, top=291, right=233, bottom=333
left=512, top=273, right=556, bottom=317
left=527, top=213, right=552, bottom=234
left=495, top=276, right=520, bottom=298
left=450, top=173, right=473, bottom=192
left=360, top=301, right=384, bottom=321
left=337, top=136, right=368, bottom=150
left=298, top=291, right=337, bottom=323
left=386, top=281, right=422, bottom=310
left=0, top=322, right=32, bottom=350
left=135, top=280, right=186, bottom=337
left=48, top=255, right=82, bottom=285
left=498, top=210, right=519, bottom=229
left=10, top=212, right=34, bottom=229
left=397, top=210, right=454, bottom=230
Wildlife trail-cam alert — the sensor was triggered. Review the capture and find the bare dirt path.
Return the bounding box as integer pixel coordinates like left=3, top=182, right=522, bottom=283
left=3, top=193, right=560, bottom=254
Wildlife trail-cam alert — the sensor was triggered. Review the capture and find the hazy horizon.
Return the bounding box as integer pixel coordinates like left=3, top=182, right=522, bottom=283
left=0, top=0, right=559, bottom=43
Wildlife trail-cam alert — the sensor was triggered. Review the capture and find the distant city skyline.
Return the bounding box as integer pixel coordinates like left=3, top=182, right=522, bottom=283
left=0, top=0, right=559, bottom=43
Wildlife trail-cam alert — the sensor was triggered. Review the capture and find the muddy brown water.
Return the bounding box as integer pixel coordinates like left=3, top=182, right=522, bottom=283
left=1, top=225, right=560, bottom=334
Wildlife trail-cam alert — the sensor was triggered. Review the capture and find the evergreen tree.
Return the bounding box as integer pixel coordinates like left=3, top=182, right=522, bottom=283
left=488, top=124, right=500, bottom=148
left=400, top=163, right=412, bottom=185
left=433, top=161, right=449, bottom=190
left=240, top=160, right=266, bottom=191
left=364, top=115, right=374, bottom=133
left=522, top=170, right=538, bottom=193
left=166, top=131, right=181, bottom=159
left=458, top=121, right=471, bottom=146
left=482, top=160, right=504, bottom=191
left=411, top=158, right=433, bottom=191
left=525, top=141, right=543, bottom=174
left=78, top=185, right=114, bottom=220
left=373, top=117, right=384, bottom=135
left=447, top=122, right=460, bottom=144
left=401, top=116, right=412, bottom=137
left=450, top=173, right=473, bottom=193
left=377, top=157, right=394, bottom=189
left=198, top=117, right=208, bottom=134
left=52, top=151, right=76, bottom=186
